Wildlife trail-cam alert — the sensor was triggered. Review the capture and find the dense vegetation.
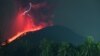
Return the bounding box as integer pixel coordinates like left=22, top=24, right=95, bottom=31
left=0, top=36, right=100, bottom=56
left=39, top=36, right=100, bottom=56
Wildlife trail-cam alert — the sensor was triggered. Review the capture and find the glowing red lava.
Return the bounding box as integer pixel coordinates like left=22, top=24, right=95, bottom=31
left=2, top=8, right=49, bottom=45
left=1, top=2, right=53, bottom=46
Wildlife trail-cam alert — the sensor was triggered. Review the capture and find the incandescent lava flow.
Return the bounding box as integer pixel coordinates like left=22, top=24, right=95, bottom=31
left=1, top=2, right=53, bottom=45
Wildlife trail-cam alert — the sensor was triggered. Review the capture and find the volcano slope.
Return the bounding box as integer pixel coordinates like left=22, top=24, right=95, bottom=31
left=1, top=25, right=85, bottom=56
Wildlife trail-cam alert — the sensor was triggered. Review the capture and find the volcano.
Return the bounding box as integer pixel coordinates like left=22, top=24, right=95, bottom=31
left=1, top=25, right=85, bottom=56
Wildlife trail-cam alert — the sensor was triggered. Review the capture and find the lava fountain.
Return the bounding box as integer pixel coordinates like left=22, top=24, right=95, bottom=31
left=1, top=2, right=53, bottom=45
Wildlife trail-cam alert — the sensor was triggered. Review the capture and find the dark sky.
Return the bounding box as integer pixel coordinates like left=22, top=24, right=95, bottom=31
left=53, top=0, right=100, bottom=41
left=0, top=0, right=100, bottom=41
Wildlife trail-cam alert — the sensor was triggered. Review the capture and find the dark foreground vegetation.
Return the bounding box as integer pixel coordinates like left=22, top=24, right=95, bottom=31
left=0, top=36, right=100, bottom=56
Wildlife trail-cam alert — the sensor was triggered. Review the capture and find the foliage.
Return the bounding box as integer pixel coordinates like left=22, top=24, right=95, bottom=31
left=39, top=39, right=53, bottom=56
left=1, top=36, right=100, bottom=56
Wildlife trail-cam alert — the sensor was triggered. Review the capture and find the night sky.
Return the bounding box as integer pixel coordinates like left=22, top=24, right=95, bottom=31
left=0, top=0, right=100, bottom=41
left=54, top=0, right=100, bottom=41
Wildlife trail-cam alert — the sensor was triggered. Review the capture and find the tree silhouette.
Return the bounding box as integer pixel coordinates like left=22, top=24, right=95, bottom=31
left=57, top=42, right=70, bottom=56
left=39, top=39, right=53, bottom=56
left=0, top=36, right=100, bottom=56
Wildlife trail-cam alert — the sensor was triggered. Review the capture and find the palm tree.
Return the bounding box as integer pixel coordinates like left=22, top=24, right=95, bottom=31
left=39, top=38, right=53, bottom=56
left=78, top=36, right=95, bottom=56
left=57, top=42, right=70, bottom=56
left=96, top=42, right=100, bottom=56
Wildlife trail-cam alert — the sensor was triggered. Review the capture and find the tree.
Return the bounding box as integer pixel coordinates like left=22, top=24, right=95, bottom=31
left=57, top=42, right=70, bottom=56
left=78, top=36, right=96, bottom=56
left=39, top=38, right=53, bottom=56
left=96, top=42, right=100, bottom=56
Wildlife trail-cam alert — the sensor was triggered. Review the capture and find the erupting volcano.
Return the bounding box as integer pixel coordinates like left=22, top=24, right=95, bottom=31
left=2, top=2, right=53, bottom=45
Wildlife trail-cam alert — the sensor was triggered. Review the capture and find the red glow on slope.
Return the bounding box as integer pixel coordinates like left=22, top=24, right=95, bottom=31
left=6, top=8, right=49, bottom=44
left=1, top=2, right=53, bottom=46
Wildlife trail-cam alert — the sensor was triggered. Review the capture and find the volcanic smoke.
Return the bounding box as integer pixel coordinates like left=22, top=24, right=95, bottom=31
left=2, top=2, right=53, bottom=45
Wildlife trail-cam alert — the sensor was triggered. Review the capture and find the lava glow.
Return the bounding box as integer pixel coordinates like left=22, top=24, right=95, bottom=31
left=7, top=9, right=47, bottom=44
left=1, top=2, right=53, bottom=46
left=7, top=10, right=45, bottom=44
